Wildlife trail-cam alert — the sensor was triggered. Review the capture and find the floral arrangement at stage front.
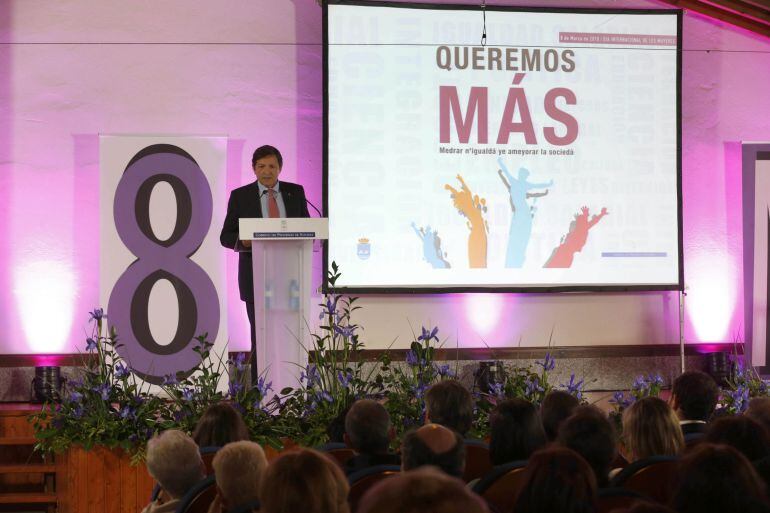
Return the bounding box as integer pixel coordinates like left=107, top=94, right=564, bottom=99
left=719, top=357, right=770, bottom=414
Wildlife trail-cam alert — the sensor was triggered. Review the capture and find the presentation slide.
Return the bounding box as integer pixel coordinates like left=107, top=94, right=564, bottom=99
left=325, top=2, right=681, bottom=291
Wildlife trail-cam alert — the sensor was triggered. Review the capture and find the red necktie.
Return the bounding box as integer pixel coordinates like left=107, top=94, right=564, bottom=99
left=267, top=188, right=280, bottom=218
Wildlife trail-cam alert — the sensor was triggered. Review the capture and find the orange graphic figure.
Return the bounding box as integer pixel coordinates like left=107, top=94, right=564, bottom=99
left=545, top=206, right=608, bottom=268
left=445, top=175, right=488, bottom=268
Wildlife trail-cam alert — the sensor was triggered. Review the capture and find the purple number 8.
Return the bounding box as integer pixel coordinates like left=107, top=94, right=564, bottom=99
left=108, top=146, right=220, bottom=383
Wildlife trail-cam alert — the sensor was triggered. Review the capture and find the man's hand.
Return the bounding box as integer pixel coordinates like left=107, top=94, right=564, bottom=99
left=241, top=239, right=252, bottom=248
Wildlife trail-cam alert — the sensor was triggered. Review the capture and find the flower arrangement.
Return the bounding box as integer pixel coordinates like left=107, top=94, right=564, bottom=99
left=720, top=357, right=770, bottom=414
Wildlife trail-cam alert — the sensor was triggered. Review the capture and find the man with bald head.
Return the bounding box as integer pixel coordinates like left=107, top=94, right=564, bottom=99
left=344, top=399, right=400, bottom=474
left=401, top=424, right=465, bottom=478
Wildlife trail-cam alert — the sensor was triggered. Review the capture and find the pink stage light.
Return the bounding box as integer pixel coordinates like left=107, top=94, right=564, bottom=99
left=13, top=260, right=76, bottom=353
left=686, top=254, right=735, bottom=343
left=463, top=293, right=504, bottom=339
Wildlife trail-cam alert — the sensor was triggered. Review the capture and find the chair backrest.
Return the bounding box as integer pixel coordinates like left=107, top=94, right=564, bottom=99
left=175, top=475, right=218, bottom=513
left=609, top=455, right=680, bottom=504
left=347, top=465, right=401, bottom=513
left=227, top=498, right=261, bottom=513
left=316, top=442, right=356, bottom=468
left=471, top=461, right=528, bottom=513
left=463, top=439, right=493, bottom=483
left=596, top=487, right=651, bottom=513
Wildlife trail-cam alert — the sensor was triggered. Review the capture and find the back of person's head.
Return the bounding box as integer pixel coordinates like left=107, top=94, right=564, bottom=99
left=424, top=380, right=473, bottom=436
left=748, top=397, right=770, bottom=434
left=192, top=402, right=250, bottom=448
left=212, top=441, right=267, bottom=509
left=558, top=405, right=617, bottom=487
left=672, top=371, right=719, bottom=421
left=259, top=448, right=349, bottom=513
left=489, top=398, right=546, bottom=465
left=704, top=415, right=770, bottom=462
left=513, top=447, right=597, bottom=513
left=145, top=430, right=204, bottom=499
left=541, top=390, right=580, bottom=441
left=345, top=399, right=391, bottom=455
left=617, top=503, right=677, bottom=513
left=622, top=396, right=684, bottom=461
left=672, top=443, right=769, bottom=513
left=251, top=145, right=283, bottom=169
left=357, top=466, right=488, bottom=513
left=401, top=424, right=465, bottom=478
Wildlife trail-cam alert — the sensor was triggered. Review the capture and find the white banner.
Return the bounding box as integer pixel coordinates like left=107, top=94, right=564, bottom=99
left=100, top=135, right=228, bottom=388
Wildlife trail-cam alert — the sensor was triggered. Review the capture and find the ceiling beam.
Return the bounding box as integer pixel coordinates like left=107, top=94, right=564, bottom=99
left=660, top=0, right=770, bottom=38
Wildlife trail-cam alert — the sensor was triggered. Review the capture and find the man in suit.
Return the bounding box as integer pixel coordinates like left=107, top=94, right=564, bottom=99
left=671, top=370, right=719, bottom=437
left=220, top=145, right=309, bottom=383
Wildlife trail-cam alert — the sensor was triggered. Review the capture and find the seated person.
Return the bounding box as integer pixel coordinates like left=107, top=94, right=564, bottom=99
left=513, top=447, right=597, bottom=513
left=357, top=466, right=488, bottom=513
left=192, top=402, right=250, bottom=448
left=142, top=430, right=205, bottom=513
left=424, top=380, right=474, bottom=437
left=622, top=397, right=684, bottom=462
left=558, top=405, right=617, bottom=487
left=671, top=443, right=769, bottom=513
left=670, top=371, right=719, bottom=435
left=344, top=399, right=400, bottom=475
left=208, top=441, right=267, bottom=513
left=703, top=415, right=770, bottom=463
left=541, top=390, right=580, bottom=443
left=401, top=424, right=465, bottom=478
left=747, top=397, right=770, bottom=434
left=260, top=448, right=349, bottom=513
left=489, top=398, right=546, bottom=465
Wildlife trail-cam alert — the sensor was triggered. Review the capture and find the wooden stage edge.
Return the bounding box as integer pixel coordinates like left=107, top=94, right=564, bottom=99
left=0, top=343, right=742, bottom=367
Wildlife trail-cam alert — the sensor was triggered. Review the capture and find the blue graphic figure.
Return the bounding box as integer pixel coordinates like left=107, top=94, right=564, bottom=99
left=498, top=157, right=553, bottom=267
left=411, top=222, right=451, bottom=269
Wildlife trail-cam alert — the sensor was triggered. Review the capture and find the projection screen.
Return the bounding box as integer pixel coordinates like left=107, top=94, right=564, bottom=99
left=324, top=1, right=682, bottom=292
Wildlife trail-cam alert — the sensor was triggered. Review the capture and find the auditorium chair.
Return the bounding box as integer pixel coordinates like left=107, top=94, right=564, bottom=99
left=463, top=439, right=493, bottom=483
left=470, top=460, right=528, bottom=513
left=227, top=498, right=261, bottom=513
left=347, top=465, right=401, bottom=512
left=151, top=446, right=221, bottom=501
left=609, top=455, right=680, bottom=504
left=175, top=475, right=218, bottom=513
left=316, top=442, right=356, bottom=468
left=596, top=487, right=651, bottom=513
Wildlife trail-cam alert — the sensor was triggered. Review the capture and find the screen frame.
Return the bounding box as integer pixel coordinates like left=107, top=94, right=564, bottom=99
left=323, top=0, right=684, bottom=294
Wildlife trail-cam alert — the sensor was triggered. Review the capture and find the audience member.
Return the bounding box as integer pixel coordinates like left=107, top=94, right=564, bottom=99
left=424, top=380, right=474, bottom=436
left=489, top=398, right=546, bottom=465
left=401, top=424, right=465, bottom=478
left=748, top=397, right=770, bottom=434
left=142, top=430, right=205, bottom=513
left=670, top=371, right=719, bottom=435
left=541, top=390, right=580, bottom=442
left=209, top=441, right=267, bottom=513
left=671, top=443, right=770, bottom=513
left=622, top=397, right=683, bottom=462
left=192, top=402, right=250, bottom=448
left=558, top=405, right=617, bottom=487
left=357, top=467, right=488, bottom=513
left=615, top=503, right=677, bottom=513
left=703, top=415, right=770, bottom=462
left=513, top=447, right=597, bottom=513
left=259, top=448, right=349, bottom=513
left=343, top=399, right=399, bottom=474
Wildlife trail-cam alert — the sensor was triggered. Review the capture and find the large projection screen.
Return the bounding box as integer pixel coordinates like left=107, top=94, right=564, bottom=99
left=324, top=1, right=682, bottom=292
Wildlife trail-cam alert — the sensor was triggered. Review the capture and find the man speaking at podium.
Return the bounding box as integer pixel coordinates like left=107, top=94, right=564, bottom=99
left=220, top=145, right=310, bottom=383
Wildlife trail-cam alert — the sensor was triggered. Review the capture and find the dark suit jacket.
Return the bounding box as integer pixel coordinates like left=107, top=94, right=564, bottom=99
left=220, top=180, right=310, bottom=302
left=680, top=422, right=708, bottom=436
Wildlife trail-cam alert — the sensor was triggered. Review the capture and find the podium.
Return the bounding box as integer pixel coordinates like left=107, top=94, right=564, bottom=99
left=239, top=218, right=328, bottom=394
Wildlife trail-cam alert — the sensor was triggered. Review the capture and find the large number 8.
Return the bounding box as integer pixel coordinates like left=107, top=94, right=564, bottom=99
left=108, top=145, right=220, bottom=383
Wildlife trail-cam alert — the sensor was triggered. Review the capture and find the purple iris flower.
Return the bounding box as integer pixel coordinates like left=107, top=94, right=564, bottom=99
left=69, top=391, right=83, bottom=403
left=233, top=353, right=247, bottom=372
left=114, top=363, right=130, bottom=379
left=85, top=338, right=98, bottom=352
left=536, top=353, right=555, bottom=372
left=181, top=388, right=195, bottom=402
left=435, top=364, right=454, bottom=378
left=405, top=350, right=420, bottom=367
left=490, top=382, right=505, bottom=399
left=418, top=326, right=439, bottom=342
left=524, top=377, right=544, bottom=399
left=88, top=308, right=107, bottom=322
left=92, top=383, right=111, bottom=401
left=119, top=406, right=136, bottom=420
left=228, top=381, right=244, bottom=397
left=334, top=325, right=356, bottom=338
left=256, top=377, right=273, bottom=397
left=561, top=373, right=584, bottom=400
left=730, top=386, right=750, bottom=413
left=337, top=371, right=353, bottom=389
left=162, top=374, right=178, bottom=386
left=72, top=405, right=84, bottom=418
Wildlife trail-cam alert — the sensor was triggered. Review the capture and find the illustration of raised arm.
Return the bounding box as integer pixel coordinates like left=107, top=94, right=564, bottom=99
left=588, top=207, right=608, bottom=228
left=497, top=157, right=514, bottom=183
left=526, top=178, right=554, bottom=190
left=411, top=221, right=424, bottom=240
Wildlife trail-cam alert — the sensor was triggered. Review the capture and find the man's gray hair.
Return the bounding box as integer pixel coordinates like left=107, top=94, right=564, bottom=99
left=146, top=430, right=204, bottom=499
